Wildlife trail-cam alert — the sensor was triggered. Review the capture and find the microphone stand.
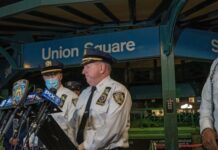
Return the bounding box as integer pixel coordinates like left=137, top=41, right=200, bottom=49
left=12, top=106, right=32, bottom=150
left=13, top=90, right=43, bottom=150
left=0, top=106, right=23, bottom=141
left=0, top=110, right=6, bottom=124
left=0, top=109, right=13, bottom=137
left=0, top=97, right=13, bottom=134
left=21, top=101, right=49, bottom=150
left=0, top=79, right=30, bottom=142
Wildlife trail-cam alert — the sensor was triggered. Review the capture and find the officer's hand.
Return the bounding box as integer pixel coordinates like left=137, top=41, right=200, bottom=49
left=202, top=128, right=218, bottom=150
left=9, top=137, right=19, bottom=146
left=78, top=143, right=85, bottom=150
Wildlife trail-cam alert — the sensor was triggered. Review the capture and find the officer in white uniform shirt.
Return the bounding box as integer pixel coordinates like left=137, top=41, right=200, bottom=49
left=200, top=57, right=218, bottom=150
left=40, top=60, right=78, bottom=144
left=71, top=48, right=132, bottom=150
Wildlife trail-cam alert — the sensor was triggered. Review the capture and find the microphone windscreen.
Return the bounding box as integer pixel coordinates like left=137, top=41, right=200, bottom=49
left=35, top=88, right=43, bottom=94
left=49, top=88, right=57, bottom=94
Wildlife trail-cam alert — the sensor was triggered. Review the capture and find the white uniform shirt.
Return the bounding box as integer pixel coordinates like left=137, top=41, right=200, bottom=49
left=71, top=76, right=132, bottom=150
left=51, top=85, right=78, bottom=143
left=200, top=57, right=218, bottom=133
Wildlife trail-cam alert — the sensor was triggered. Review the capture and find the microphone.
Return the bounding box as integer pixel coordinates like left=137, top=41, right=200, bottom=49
left=11, top=105, right=32, bottom=150
left=41, top=88, right=62, bottom=107
left=0, top=79, right=29, bottom=140
left=25, top=88, right=44, bottom=106
left=13, top=106, right=32, bottom=138
left=0, top=97, right=14, bottom=136
left=0, top=97, right=12, bottom=125
left=50, top=88, right=57, bottom=94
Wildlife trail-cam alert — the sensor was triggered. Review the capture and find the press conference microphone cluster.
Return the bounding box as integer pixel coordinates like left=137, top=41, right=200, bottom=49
left=22, top=88, right=62, bottom=149
left=0, top=79, right=45, bottom=146
left=0, top=80, right=30, bottom=142
left=0, top=78, right=63, bottom=150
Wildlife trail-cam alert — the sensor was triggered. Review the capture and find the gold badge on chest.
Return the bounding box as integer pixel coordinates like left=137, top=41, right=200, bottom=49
left=96, top=87, right=111, bottom=106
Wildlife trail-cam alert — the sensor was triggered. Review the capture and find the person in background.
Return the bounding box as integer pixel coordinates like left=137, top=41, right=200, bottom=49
left=200, top=58, right=218, bottom=150
left=64, top=80, right=82, bottom=122
left=65, top=81, right=82, bottom=96
left=71, top=48, right=132, bottom=150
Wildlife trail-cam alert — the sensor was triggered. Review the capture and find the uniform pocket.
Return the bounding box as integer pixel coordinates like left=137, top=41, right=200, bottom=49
left=88, top=104, right=109, bottom=129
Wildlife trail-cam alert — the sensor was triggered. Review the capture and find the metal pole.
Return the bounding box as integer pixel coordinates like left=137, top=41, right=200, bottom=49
left=160, top=0, right=187, bottom=149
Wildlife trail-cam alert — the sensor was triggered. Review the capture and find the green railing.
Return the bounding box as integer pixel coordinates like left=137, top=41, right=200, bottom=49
left=131, top=108, right=199, bottom=128
left=129, top=127, right=200, bottom=140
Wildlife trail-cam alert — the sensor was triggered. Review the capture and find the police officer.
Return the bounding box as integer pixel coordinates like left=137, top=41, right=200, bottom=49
left=200, top=58, right=218, bottom=150
left=40, top=60, right=78, bottom=144
left=71, top=48, right=132, bottom=150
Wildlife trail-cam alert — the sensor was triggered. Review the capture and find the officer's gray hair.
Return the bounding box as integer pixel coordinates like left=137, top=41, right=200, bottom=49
left=105, top=62, right=112, bottom=74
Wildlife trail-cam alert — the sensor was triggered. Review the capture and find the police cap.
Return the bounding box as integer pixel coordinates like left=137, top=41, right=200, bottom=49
left=82, top=48, right=115, bottom=65
left=41, top=60, right=63, bottom=74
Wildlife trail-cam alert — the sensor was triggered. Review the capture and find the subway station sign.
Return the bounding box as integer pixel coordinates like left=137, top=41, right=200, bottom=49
left=23, top=27, right=218, bottom=68
left=175, top=28, right=218, bottom=59
left=23, top=27, right=160, bottom=68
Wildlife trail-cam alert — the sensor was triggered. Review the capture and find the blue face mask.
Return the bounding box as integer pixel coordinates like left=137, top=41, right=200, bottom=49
left=45, top=78, right=59, bottom=90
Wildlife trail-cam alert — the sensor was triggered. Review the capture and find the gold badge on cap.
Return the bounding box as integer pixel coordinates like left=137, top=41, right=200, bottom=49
left=96, top=87, right=111, bottom=106
left=45, top=60, right=52, bottom=67
left=113, top=91, right=125, bottom=105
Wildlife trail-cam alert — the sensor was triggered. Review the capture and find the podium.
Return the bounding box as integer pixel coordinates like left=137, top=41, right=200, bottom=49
left=37, top=115, right=77, bottom=150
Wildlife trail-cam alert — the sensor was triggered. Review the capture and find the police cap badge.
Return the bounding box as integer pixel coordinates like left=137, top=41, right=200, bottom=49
left=40, top=60, right=63, bottom=75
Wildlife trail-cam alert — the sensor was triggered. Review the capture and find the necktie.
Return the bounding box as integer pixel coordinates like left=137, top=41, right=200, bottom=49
left=76, top=86, right=96, bottom=144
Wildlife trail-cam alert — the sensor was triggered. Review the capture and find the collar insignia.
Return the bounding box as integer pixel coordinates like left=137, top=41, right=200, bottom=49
left=60, top=94, right=67, bottom=108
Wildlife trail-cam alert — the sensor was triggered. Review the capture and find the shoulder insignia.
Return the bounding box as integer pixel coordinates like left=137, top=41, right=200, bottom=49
left=96, top=87, right=111, bottom=106
left=60, top=94, right=67, bottom=107
left=113, top=92, right=125, bottom=105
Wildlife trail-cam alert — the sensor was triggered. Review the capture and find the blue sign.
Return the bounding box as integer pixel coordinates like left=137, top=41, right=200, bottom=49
left=23, top=27, right=160, bottom=68
left=175, top=28, right=218, bottom=59
left=23, top=27, right=218, bottom=69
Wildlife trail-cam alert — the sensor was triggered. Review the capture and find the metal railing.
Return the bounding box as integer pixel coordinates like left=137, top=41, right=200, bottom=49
left=131, top=108, right=199, bottom=128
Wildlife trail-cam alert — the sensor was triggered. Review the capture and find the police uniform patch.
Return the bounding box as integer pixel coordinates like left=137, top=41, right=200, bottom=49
left=96, top=87, right=111, bottom=106
left=60, top=94, right=67, bottom=107
left=113, top=92, right=125, bottom=105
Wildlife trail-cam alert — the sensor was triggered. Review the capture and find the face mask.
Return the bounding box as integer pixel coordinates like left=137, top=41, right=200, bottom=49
left=45, top=78, right=59, bottom=90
